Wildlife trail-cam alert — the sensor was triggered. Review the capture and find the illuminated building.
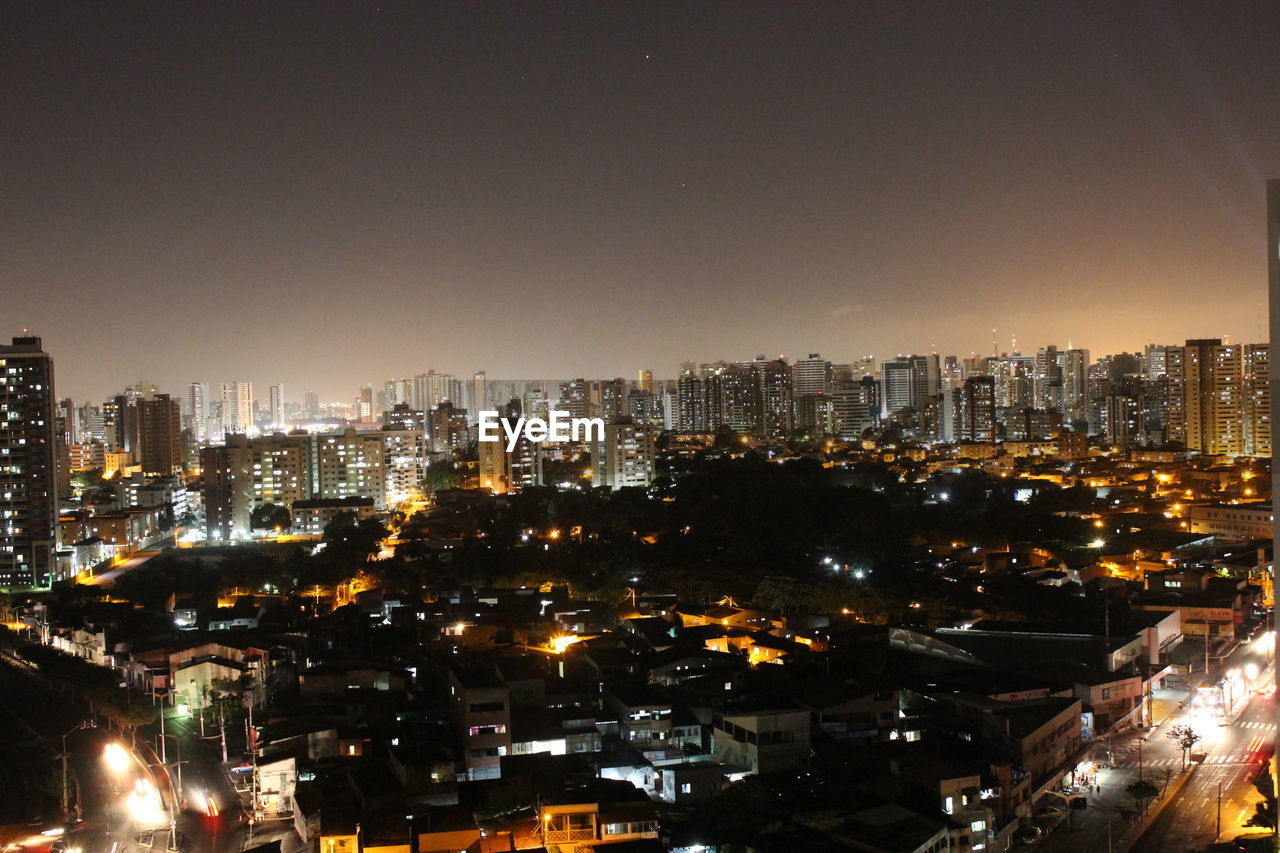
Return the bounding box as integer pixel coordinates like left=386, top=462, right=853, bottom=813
left=676, top=363, right=706, bottom=432
left=380, top=426, right=428, bottom=503
left=428, top=401, right=469, bottom=452
left=0, top=336, right=58, bottom=587
left=478, top=433, right=542, bottom=494
left=953, top=376, right=996, bottom=443
left=268, top=383, right=284, bottom=429
left=880, top=358, right=914, bottom=415
left=1166, top=339, right=1246, bottom=455
left=138, top=393, right=183, bottom=476
left=220, top=380, right=253, bottom=434
left=1243, top=344, right=1270, bottom=457
left=186, top=381, right=208, bottom=442
left=793, top=353, right=832, bottom=397
left=592, top=417, right=655, bottom=491
left=756, top=358, right=793, bottom=438
left=413, top=370, right=462, bottom=410
left=312, top=429, right=386, bottom=505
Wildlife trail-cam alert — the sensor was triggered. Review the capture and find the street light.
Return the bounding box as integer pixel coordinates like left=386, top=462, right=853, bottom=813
left=102, top=742, right=131, bottom=775
left=61, top=720, right=96, bottom=827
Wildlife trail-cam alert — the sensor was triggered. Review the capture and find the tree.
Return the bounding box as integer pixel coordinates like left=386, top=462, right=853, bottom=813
left=1246, top=767, right=1277, bottom=832
left=1126, top=779, right=1159, bottom=816
left=250, top=503, right=292, bottom=531
left=1166, top=724, right=1201, bottom=771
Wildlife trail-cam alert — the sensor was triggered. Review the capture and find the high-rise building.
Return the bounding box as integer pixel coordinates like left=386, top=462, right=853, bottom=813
left=598, top=378, right=628, bottom=423
left=471, top=371, right=487, bottom=421
left=827, top=378, right=880, bottom=440
left=592, top=418, right=656, bottom=491
left=57, top=398, right=80, bottom=446
left=414, top=371, right=462, bottom=410
left=558, top=379, right=591, bottom=418
left=356, top=384, right=374, bottom=423
left=0, top=337, right=58, bottom=587
left=187, top=382, right=208, bottom=442
left=478, top=411, right=543, bottom=494
left=1166, top=339, right=1245, bottom=455
left=637, top=369, right=655, bottom=394
left=1060, top=348, right=1090, bottom=424
left=881, top=359, right=914, bottom=415
left=111, top=393, right=140, bottom=453
left=138, top=393, right=183, bottom=476
left=1243, top=344, right=1270, bottom=457
left=312, top=429, right=387, bottom=505
left=756, top=358, right=793, bottom=438
left=953, top=376, right=997, bottom=443
left=1034, top=346, right=1063, bottom=412
left=676, top=364, right=705, bottom=432
left=1144, top=344, right=1168, bottom=379
left=268, top=384, right=285, bottom=429
left=428, top=402, right=470, bottom=453
left=793, top=354, right=831, bottom=397
left=201, top=433, right=309, bottom=540
left=908, top=354, right=940, bottom=405
left=304, top=390, right=320, bottom=419
left=220, top=381, right=253, bottom=434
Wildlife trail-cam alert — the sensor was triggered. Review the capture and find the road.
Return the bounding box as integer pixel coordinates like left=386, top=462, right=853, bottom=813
left=1128, top=638, right=1277, bottom=853
left=1035, top=635, right=1276, bottom=853
left=1129, top=693, right=1274, bottom=852
left=82, top=541, right=171, bottom=587
left=0, top=658, right=268, bottom=853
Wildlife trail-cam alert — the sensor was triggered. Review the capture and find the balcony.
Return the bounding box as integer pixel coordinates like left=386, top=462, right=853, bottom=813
left=544, top=828, right=594, bottom=843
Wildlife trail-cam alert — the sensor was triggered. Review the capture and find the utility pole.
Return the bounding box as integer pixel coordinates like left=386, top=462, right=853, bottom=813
left=1205, top=628, right=1211, bottom=677
left=1216, top=780, right=1222, bottom=840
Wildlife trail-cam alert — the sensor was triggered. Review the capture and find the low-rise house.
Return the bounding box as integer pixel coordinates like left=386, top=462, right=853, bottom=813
left=712, top=708, right=811, bottom=775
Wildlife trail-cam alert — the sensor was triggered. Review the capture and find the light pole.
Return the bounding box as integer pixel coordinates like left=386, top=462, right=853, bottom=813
left=61, top=720, right=95, bottom=827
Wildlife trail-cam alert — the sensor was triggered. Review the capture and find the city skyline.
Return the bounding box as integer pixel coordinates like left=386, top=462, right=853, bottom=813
left=53, top=331, right=1264, bottom=406
left=5, top=3, right=1280, bottom=401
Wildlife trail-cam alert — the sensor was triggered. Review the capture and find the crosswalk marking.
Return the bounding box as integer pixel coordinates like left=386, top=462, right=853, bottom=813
left=1236, top=720, right=1277, bottom=730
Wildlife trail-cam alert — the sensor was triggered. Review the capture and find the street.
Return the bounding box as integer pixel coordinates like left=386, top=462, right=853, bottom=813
left=1034, top=633, right=1277, bottom=853
left=0, top=657, right=289, bottom=853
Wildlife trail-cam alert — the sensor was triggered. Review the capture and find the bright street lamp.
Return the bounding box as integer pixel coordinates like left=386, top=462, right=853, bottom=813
left=102, top=742, right=131, bottom=775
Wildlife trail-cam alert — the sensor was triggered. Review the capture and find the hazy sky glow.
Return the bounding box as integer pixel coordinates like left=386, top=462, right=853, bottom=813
left=5, top=1, right=1280, bottom=401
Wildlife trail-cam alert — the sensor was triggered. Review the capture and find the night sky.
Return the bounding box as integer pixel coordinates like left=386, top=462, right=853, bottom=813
left=6, top=1, right=1280, bottom=402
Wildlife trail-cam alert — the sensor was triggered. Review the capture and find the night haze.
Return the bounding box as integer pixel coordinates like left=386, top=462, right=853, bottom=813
left=5, top=1, right=1280, bottom=400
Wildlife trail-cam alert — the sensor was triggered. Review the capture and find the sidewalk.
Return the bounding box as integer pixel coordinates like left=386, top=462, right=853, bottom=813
left=1032, top=682, right=1196, bottom=853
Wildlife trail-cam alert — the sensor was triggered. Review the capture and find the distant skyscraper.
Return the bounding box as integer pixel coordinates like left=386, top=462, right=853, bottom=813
left=881, top=359, right=913, bottom=415
left=471, top=371, right=487, bottom=420
left=953, top=376, right=997, bottom=443
left=1144, top=344, right=1168, bottom=379
left=558, top=379, right=590, bottom=418
left=676, top=364, right=705, bottom=432
left=0, top=337, right=58, bottom=587
left=793, top=354, right=831, bottom=397
left=637, top=369, right=655, bottom=394
left=186, top=382, right=208, bottom=442
left=304, top=390, right=320, bottom=419
left=756, top=358, right=794, bottom=438
left=138, top=393, right=183, bottom=476
left=428, top=402, right=470, bottom=452
left=1243, top=344, right=1270, bottom=457
left=1166, top=339, right=1246, bottom=455
left=269, top=384, right=284, bottom=430
left=220, top=381, right=253, bottom=434
left=356, top=384, right=374, bottom=422
left=592, top=417, right=656, bottom=491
